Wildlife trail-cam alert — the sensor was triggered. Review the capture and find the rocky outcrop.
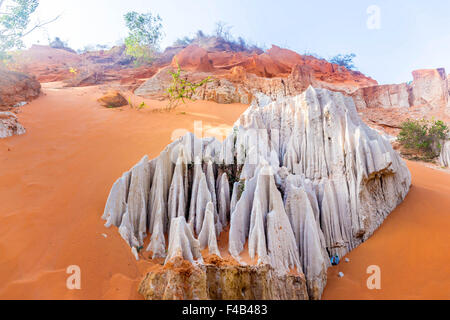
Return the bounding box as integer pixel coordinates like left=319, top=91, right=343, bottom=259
left=135, top=45, right=377, bottom=103
left=103, top=87, right=411, bottom=300
left=352, top=83, right=410, bottom=109
left=138, top=256, right=308, bottom=300
left=440, top=140, right=450, bottom=167
left=97, top=91, right=128, bottom=108
left=0, top=112, right=26, bottom=138
left=411, top=69, right=449, bottom=111
left=352, top=68, right=450, bottom=112
left=352, top=68, right=450, bottom=135
left=0, top=69, right=41, bottom=110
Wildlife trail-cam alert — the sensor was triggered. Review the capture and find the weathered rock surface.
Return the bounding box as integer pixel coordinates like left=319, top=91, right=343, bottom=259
left=0, top=112, right=26, bottom=138
left=353, top=69, right=449, bottom=111
left=411, top=69, right=449, bottom=110
left=0, top=69, right=41, bottom=110
left=138, top=256, right=308, bottom=300
left=352, top=83, right=410, bottom=109
left=135, top=45, right=377, bottom=103
left=103, top=87, right=411, bottom=300
left=440, top=140, right=450, bottom=167
left=352, top=68, right=450, bottom=134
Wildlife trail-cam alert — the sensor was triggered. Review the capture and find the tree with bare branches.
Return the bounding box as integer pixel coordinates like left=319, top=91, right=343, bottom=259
left=0, top=0, right=59, bottom=61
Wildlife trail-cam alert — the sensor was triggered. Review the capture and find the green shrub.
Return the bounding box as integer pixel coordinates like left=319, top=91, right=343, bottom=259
left=124, top=35, right=156, bottom=66
left=166, top=61, right=212, bottom=110
left=173, top=36, right=193, bottom=47
left=329, top=53, right=357, bottom=70
left=397, top=118, right=449, bottom=160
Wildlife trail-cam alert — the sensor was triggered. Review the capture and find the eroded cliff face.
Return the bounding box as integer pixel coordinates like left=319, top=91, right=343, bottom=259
left=135, top=45, right=377, bottom=103
left=138, top=256, right=308, bottom=300
left=352, top=68, right=450, bottom=136
left=0, top=69, right=41, bottom=111
left=353, top=69, right=449, bottom=111
left=103, top=87, right=411, bottom=300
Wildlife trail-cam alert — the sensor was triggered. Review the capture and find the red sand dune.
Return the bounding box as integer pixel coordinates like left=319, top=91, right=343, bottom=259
left=0, top=83, right=448, bottom=299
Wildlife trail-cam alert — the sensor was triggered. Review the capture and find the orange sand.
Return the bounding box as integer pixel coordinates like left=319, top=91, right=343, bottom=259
left=0, top=83, right=246, bottom=300
left=0, top=83, right=449, bottom=299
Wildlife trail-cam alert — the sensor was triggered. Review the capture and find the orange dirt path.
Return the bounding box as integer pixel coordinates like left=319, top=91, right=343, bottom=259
left=0, top=83, right=246, bottom=300
left=0, top=83, right=448, bottom=300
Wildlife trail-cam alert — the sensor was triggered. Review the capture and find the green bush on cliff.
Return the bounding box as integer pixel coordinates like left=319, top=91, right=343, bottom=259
left=329, top=53, right=357, bottom=70
left=397, top=118, right=449, bottom=160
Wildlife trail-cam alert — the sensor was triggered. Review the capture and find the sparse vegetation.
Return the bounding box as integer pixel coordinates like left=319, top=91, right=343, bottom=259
left=124, top=11, right=163, bottom=66
left=166, top=60, right=212, bottom=110
left=329, top=53, right=357, bottom=70
left=170, top=21, right=264, bottom=53
left=137, top=101, right=148, bottom=110
left=68, top=66, right=78, bottom=81
left=50, top=37, right=65, bottom=49
left=397, top=118, right=449, bottom=161
left=303, top=51, right=323, bottom=60
left=214, top=21, right=232, bottom=41
left=173, top=36, right=193, bottom=47
left=128, top=98, right=149, bottom=111
left=238, top=178, right=246, bottom=195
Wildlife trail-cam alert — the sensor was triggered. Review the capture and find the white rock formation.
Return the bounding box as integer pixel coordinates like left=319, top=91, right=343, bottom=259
left=102, top=86, right=411, bottom=299
left=284, top=175, right=329, bottom=299
left=102, top=171, right=131, bottom=228
left=198, top=202, right=221, bottom=257
left=0, top=112, right=26, bottom=138
left=127, top=156, right=152, bottom=246
left=440, top=140, right=450, bottom=167
left=165, top=216, right=203, bottom=264
left=217, top=172, right=230, bottom=228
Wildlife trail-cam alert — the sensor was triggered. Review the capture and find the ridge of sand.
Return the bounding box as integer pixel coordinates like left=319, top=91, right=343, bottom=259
left=0, top=82, right=448, bottom=299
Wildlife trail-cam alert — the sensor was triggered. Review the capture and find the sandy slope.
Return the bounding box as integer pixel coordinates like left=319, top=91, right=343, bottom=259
left=0, top=83, right=246, bottom=299
left=0, top=83, right=448, bottom=300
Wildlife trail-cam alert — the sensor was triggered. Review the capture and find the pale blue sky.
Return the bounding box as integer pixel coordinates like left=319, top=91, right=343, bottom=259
left=24, top=0, right=450, bottom=85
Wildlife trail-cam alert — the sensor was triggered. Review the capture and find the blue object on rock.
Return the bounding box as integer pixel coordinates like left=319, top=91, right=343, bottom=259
left=331, top=255, right=340, bottom=266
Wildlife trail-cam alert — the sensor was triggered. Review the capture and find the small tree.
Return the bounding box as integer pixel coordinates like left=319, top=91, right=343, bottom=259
left=0, top=0, right=59, bottom=63
left=329, top=53, right=357, bottom=70
left=124, top=11, right=163, bottom=66
left=49, top=37, right=64, bottom=48
left=166, top=60, right=212, bottom=110
left=397, top=118, right=449, bottom=160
